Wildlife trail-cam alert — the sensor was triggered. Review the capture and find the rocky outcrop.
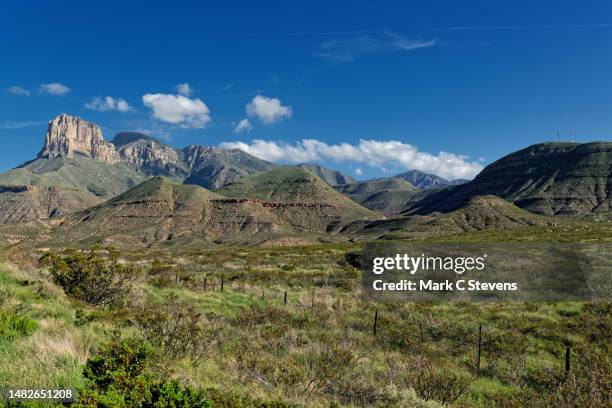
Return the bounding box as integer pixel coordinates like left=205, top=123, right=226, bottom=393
left=116, top=138, right=188, bottom=177
left=37, top=114, right=119, bottom=163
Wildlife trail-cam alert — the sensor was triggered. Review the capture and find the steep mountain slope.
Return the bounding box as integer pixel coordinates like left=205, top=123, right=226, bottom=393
left=217, top=167, right=363, bottom=206
left=182, top=146, right=277, bottom=189
left=297, top=164, right=355, bottom=186
left=0, top=156, right=145, bottom=199
left=113, top=134, right=278, bottom=188
left=335, top=177, right=421, bottom=216
left=395, top=169, right=468, bottom=189
left=343, top=195, right=552, bottom=240
left=405, top=142, right=612, bottom=216
left=0, top=185, right=103, bottom=223
left=114, top=137, right=189, bottom=179
left=216, top=167, right=381, bottom=231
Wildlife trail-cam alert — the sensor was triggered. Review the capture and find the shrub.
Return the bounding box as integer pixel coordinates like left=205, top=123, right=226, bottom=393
left=375, top=385, right=444, bottom=408
left=135, top=299, right=221, bottom=364
left=408, top=358, right=473, bottom=405
left=302, top=344, right=361, bottom=396
left=40, top=249, right=136, bottom=308
left=76, top=338, right=212, bottom=408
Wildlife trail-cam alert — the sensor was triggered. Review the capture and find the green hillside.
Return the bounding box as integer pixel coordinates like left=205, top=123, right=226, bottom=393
left=218, top=166, right=364, bottom=207
left=216, top=166, right=381, bottom=227
left=0, top=156, right=145, bottom=199
left=344, top=195, right=553, bottom=240
left=50, top=177, right=303, bottom=248
left=406, top=142, right=612, bottom=216
left=0, top=185, right=103, bottom=223
left=335, top=177, right=421, bottom=216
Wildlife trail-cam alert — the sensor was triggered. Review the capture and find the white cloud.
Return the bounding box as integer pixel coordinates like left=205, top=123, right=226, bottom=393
left=220, top=139, right=483, bottom=180
left=85, top=96, right=133, bottom=112
left=142, top=93, right=211, bottom=128
left=355, top=167, right=363, bottom=176
left=316, top=32, right=436, bottom=62
left=39, top=82, right=70, bottom=95
left=176, top=83, right=193, bottom=97
left=246, top=95, right=292, bottom=124
left=234, top=118, right=253, bottom=134
left=2, top=120, right=45, bottom=129
left=5, top=86, right=30, bottom=96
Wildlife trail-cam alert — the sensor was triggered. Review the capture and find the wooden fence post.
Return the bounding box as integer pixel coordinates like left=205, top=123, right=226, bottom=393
left=477, top=323, right=482, bottom=371
left=221, top=275, right=224, bottom=292
left=373, top=310, right=378, bottom=336
left=565, top=346, right=571, bottom=373
left=419, top=322, right=424, bottom=344
left=284, top=291, right=287, bottom=305
left=204, top=277, right=207, bottom=291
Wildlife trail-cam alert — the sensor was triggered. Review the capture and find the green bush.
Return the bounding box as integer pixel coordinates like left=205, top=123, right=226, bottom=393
left=75, top=338, right=212, bottom=408
left=135, top=299, right=221, bottom=364
left=40, top=249, right=136, bottom=307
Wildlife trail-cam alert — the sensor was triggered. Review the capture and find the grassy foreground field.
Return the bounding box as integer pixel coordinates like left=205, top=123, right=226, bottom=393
left=0, top=226, right=610, bottom=407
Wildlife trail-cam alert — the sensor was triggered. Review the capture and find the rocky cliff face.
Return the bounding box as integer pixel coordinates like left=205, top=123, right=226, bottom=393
left=116, top=138, right=188, bottom=177
left=38, top=114, right=119, bottom=164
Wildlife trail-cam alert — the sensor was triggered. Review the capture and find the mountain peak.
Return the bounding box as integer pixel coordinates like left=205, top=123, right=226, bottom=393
left=37, top=114, right=119, bottom=164
left=297, top=163, right=355, bottom=186
left=394, top=169, right=467, bottom=189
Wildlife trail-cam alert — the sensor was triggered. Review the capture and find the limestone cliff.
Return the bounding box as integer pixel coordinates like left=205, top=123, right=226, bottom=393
left=37, top=113, right=119, bottom=163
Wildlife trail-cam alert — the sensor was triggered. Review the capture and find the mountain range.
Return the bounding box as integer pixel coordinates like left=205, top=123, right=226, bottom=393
left=404, top=142, right=612, bottom=216
left=0, top=113, right=610, bottom=248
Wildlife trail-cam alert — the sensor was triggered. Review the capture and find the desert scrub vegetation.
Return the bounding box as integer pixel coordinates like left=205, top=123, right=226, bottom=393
left=0, top=262, right=97, bottom=391
left=39, top=247, right=138, bottom=308
left=0, top=240, right=610, bottom=407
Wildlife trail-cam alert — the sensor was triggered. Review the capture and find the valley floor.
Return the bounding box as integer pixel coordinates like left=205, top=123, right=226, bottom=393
left=0, top=226, right=611, bottom=407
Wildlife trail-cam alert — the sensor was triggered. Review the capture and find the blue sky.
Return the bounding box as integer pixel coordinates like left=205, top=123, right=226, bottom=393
left=2, top=0, right=612, bottom=179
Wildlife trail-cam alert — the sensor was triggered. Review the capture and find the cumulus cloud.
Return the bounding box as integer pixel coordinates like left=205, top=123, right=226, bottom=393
left=246, top=95, right=292, bottom=124
left=39, top=82, right=70, bottom=95
left=316, top=31, right=436, bottom=62
left=220, top=139, right=483, bottom=180
left=355, top=167, right=363, bottom=176
left=142, top=93, right=211, bottom=128
left=85, top=96, right=133, bottom=112
left=234, top=118, right=253, bottom=134
left=176, top=83, right=193, bottom=97
left=5, top=86, right=30, bottom=96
